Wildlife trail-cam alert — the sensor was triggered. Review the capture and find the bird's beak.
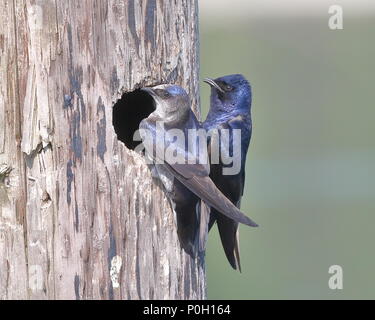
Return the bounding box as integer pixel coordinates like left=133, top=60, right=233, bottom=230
left=203, top=78, right=224, bottom=93
left=141, top=87, right=156, bottom=97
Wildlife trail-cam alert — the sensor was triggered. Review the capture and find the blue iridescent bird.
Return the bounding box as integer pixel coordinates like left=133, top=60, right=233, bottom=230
left=203, top=74, right=255, bottom=271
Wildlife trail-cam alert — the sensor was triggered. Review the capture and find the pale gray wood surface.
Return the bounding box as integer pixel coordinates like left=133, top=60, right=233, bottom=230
left=0, top=0, right=204, bottom=300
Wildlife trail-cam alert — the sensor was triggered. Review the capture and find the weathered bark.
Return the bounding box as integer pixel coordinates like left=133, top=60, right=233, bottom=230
left=0, top=0, right=204, bottom=299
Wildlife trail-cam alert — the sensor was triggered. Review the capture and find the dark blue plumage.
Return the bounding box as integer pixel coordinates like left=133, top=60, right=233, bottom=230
left=203, top=74, right=254, bottom=271
left=140, top=84, right=257, bottom=258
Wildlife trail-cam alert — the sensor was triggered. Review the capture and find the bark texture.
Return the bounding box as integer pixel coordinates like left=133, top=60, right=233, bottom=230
left=0, top=0, right=204, bottom=300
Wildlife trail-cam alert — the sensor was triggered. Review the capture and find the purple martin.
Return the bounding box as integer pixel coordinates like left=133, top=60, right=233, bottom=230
left=203, top=74, right=254, bottom=271
left=139, top=84, right=257, bottom=256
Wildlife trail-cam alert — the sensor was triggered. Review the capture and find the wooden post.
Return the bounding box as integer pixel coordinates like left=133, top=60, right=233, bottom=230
left=0, top=0, right=204, bottom=299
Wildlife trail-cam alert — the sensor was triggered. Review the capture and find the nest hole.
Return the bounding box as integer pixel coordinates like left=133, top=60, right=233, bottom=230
left=112, top=89, right=155, bottom=150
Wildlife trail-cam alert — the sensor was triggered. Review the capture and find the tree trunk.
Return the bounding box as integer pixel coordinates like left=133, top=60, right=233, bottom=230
left=0, top=0, right=204, bottom=300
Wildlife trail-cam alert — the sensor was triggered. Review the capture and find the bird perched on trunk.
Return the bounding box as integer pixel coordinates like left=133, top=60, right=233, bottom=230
left=139, top=84, right=257, bottom=256
left=203, top=74, right=254, bottom=271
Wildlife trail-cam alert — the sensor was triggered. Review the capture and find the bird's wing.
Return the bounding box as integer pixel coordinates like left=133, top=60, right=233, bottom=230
left=140, top=118, right=257, bottom=228
left=165, top=161, right=257, bottom=227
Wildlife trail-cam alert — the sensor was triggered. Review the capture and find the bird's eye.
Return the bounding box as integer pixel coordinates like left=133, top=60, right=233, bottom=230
left=162, top=91, right=171, bottom=98
left=224, top=84, right=233, bottom=92
left=155, top=89, right=171, bottom=99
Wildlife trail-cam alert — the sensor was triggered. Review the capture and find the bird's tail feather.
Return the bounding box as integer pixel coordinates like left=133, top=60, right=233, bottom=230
left=198, top=200, right=210, bottom=252
left=234, top=227, right=241, bottom=272
left=216, top=211, right=241, bottom=271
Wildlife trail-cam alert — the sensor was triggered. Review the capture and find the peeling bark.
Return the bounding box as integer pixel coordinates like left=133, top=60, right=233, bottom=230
left=0, top=0, right=204, bottom=300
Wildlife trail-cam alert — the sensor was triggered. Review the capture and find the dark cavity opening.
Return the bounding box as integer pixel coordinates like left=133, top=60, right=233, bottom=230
left=112, top=89, right=155, bottom=150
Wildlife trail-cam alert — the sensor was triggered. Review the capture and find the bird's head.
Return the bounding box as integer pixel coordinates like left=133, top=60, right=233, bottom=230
left=204, top=74, right=251, bottom=113
left=141, top=84, right=190, bottom=121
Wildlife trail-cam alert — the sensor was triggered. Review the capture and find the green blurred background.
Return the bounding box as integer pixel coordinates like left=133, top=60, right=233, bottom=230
left=199, top=0, right=375, bottom=299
